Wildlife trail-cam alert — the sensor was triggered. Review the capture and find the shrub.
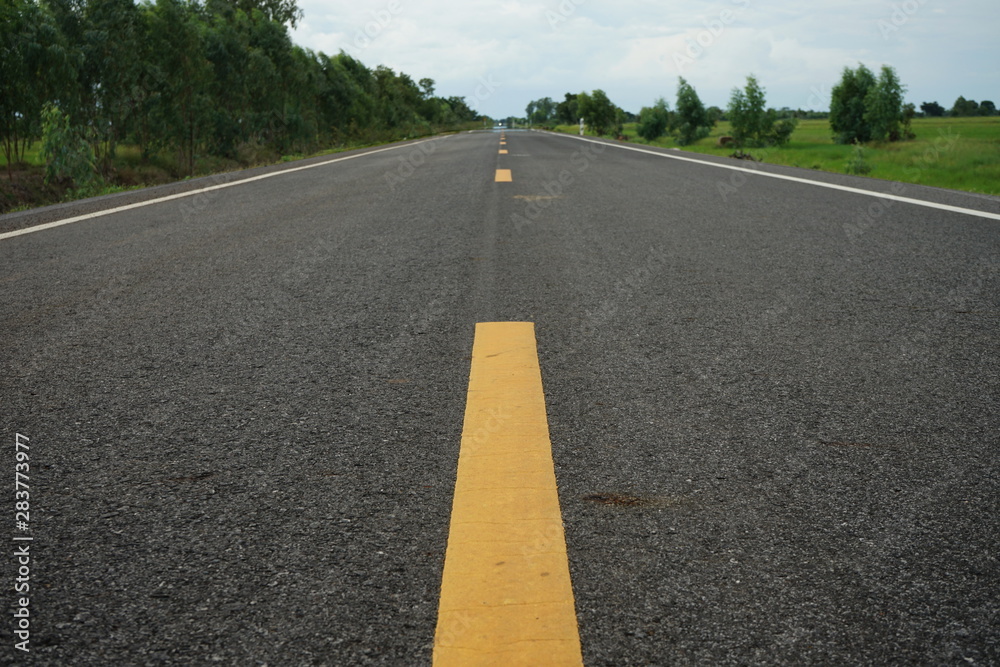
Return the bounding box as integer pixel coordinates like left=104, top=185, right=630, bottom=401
left=864, top=66, right=906, bottom=142
left=728, top=75, right=798, bottom=147
left=831, top=64, right=910, bottom=144
left=674, top=78, right=713, bottom=146
left=637, top=98, right=671, bottom=142
left=845, top=142, right=872, bottom=175
left=39, top=103, right=98, bottom=191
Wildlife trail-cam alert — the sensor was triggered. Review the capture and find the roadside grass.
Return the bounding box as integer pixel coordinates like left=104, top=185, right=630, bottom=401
left=1, top=126, right=467, bottom=214
left=552, top=117, right=1000, bottom=196
left=0, top=142, right=45, bottom=168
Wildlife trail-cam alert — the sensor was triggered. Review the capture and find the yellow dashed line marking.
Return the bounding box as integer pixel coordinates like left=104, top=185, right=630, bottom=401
left=433, top=322, right=582, bottom=666
left=495, top=169, right=512, bottom=182
left=499, top=149, right=508, bottom=155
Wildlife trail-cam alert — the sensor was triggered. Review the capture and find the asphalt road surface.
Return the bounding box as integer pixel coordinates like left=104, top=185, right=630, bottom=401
left=2, top=130, right=998, bottom=665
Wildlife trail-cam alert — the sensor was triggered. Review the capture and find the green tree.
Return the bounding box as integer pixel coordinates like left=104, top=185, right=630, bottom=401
left=830, top=63, right=876, bottom=144
left=831, top=64, right=910, bottom=143
left=728, top=75, right=796, bottom=147
left=40, top=102, right=97, bottom=189
left=201, top=5, right=325, bottom=153
left=2, top=0, right=474, bottom=195
left=636, top=98, right=670, bottom=142
left=200, top=8, right=251, bottom=156
left=282, top=45, right=324, bottom=151
left=525, top=100, right=537, bottom=124
left=208, top=0, right=302, bottom=27
left=577, top=89, right=616, bottom=136
left=864, top=65, right=906, bottom=141
left=920, top=101, right=945, bottom=117
left=42, top=0, right=88, bottom=118
left=148, top=0, right=213, bottom=175
left=901, top=102, right=916, bottom=140
left=555, top=93, right=578, bottom=125
left=0, top=0, right=76, bottom=177
left=728, top=74, right=767, bottom=146
left=674, top=77, right=712, bottom=145
left=525, top=97, right=555, bottom=126
left=418, top=77, right=435, bottom=99
left=79, top=0, right=148, bottom=172
left=330, top=51, right=378, bottom=139
left=950, top=96, right=980, bottom=116
left=317, top=51, right=376, bottom=140
left=245, top=9, right=298, bottom=148
left=445, top=96, right=477, bottom=123
left=372, top=66, right=423, bottom=134
left=612, top=106, right=625, bottom=137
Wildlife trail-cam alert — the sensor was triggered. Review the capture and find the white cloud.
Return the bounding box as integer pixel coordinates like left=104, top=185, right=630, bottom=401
left=290, top=0, right=1000, bottom=117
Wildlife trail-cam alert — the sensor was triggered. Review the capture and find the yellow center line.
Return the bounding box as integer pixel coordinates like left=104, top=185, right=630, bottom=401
left=495, top=169, right=512, bottom=182
left=499, top=149, right=508, bottom=155
left=434, top=322, right=583, bottom=667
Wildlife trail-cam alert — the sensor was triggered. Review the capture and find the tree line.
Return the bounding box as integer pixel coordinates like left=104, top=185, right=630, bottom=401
left=525, top=77, right=792, bottom=148
left=525, top=64, right=993, bottom=150
left=1, top=0, right=480, bottom=183
left=525, top=93, right=637, bottom=136
left=919, top=98, right=997, bottom=118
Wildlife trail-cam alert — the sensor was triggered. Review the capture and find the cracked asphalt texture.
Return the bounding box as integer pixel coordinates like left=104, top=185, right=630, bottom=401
left=2, top=130, right=998, bottom=665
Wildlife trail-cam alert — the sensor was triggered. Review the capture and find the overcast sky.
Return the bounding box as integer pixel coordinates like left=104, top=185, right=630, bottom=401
left=290, top=0, right=1000, bottom=119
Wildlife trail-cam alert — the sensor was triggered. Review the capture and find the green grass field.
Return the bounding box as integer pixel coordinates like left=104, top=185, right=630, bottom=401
left=0, top=142, right=44, bottom=168
left=553, top=117, right=1000, bottom=196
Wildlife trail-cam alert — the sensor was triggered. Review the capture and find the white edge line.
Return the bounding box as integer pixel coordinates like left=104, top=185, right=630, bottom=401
left=549, top=132, right=1000, bottom=222
left=0, top=138, right=441, bottom=242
